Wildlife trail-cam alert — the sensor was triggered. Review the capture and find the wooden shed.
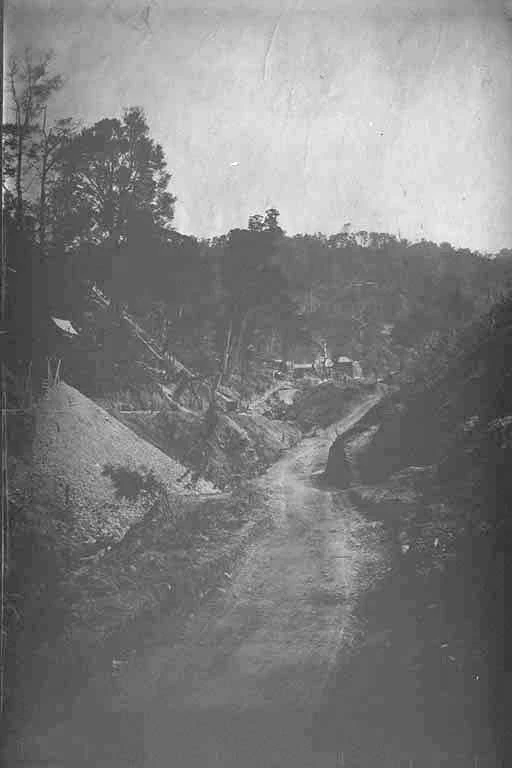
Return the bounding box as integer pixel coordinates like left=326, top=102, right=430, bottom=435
left=292, top=362, right=314, bottom=379
left=333, top=356, right=354, bottom=381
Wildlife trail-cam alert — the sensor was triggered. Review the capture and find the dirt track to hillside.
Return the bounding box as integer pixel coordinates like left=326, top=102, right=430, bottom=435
left=23, top=393, right=383, bottom=767
left=141, top=394, right=382, bottom=766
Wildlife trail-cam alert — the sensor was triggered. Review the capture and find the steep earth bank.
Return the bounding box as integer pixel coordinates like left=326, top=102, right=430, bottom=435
left=318, top=299, right=512, bottom=765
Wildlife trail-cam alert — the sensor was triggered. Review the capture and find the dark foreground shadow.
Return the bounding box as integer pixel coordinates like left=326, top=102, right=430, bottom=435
left=311, top=558, right=501, bottom=768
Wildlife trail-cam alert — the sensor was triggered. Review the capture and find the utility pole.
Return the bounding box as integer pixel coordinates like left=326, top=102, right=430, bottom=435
left=0, top=0, right=6, bottom=334
left=321, top=340, right=328, bottom=377
left=0, top=0, right=9, bottom=715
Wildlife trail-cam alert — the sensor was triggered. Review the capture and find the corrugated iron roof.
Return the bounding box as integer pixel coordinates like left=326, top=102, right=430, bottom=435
left=51, top=317, right=79, bottom=336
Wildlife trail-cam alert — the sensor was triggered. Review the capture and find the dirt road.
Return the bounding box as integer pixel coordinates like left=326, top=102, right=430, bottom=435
left=25, top=393, right=384, bottom=767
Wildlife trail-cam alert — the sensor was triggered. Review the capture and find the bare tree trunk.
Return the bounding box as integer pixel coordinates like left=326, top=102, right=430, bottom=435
left=177, top=304, right=185, bottom=344
left=13, top=78, right=31, bottom=230
left=179, top=383, right=219, bottom=487
left=109, top=236, right=123, bottom=316
left=39, top=160, right=47, bottom=254
left=216, top=317, right=233, bottom=390
left=38, top=107, right=48, bottom=257
left=15, top=110, right=24, bottom=229
left=232, top=310, right=251, bottom=377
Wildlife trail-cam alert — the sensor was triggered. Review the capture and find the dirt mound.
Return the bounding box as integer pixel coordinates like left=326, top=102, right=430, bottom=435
left=12, top=382, right=215, bottom=550
left=6, top=382, right=222, bottom=731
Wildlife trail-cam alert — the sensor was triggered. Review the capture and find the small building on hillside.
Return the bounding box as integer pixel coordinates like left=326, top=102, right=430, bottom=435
left=51, top=317, right=79, bottom=339
left=271, top=359, right=294, bottom=376
left=44, top=316, right=79, bottom=358
left=280, top=360, right=294, bottom=374
left=313, top=356, right=334, bottom=378
left=292, top=362, right=314, bottom=379
left=49, top=317, right=80, bottom=359
left=29, top=316, right=81, bottom=390
left=333, top=355, right=355, bottom=381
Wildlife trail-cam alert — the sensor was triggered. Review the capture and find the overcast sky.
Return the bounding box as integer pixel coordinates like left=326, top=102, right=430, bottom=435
left=5, top=0, right=512, bottom=251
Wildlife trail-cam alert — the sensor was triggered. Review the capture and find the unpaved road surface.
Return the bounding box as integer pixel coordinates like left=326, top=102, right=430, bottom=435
left=25, top=393, right=384, bottom=767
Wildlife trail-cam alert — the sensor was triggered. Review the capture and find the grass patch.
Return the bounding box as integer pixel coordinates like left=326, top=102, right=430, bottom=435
left=102, top=464, right=161, bottom=502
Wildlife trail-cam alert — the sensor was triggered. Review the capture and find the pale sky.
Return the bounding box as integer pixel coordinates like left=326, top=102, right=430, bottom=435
left=5, top=0, right=512, bottom=251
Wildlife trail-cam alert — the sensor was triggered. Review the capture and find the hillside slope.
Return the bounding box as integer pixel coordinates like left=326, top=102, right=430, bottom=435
left=350, top=296, right=512, bottom=487
left=322, top=298, right=512, bottom=763
left=6, top=382, right=248, bottom=732
left=11, top=382, right=215, bottom=552
left=118, top=402, right=300, bottom=489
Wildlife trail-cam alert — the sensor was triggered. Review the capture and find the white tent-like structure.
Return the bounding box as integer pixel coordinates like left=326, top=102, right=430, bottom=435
left=51, top=317, right=79, bottom=337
